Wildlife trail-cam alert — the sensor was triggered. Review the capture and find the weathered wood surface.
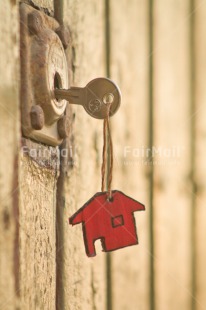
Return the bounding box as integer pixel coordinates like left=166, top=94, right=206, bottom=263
left=56, top=0, right=106, bottom=309
left=19, top=141, right=58, bottom=309
left=153, top=1, right=191, bottom=309
left=0, top=1, right=20, bottom=309
left=110, top=1, right=150, bottom=309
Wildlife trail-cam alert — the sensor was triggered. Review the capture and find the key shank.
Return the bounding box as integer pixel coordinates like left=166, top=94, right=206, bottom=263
left=54, top=87, right=85, bottom=106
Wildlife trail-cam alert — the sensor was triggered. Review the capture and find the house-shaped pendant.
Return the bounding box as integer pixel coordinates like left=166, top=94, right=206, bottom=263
left=69, top=190, right=145, bottom=257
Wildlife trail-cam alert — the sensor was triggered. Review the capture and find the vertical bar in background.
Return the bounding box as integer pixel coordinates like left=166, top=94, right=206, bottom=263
left=194, top=1, right=206, bottom=309
left=110, top=1, right=150, bottom=309
left=54, top=0, right=63, bottom=25
left=56, top=140, right=66, bottom=310
left=105, top=0, right=111, bottom=78
left=153, top=0, right=191, bottom=309
left=54, top=1, right=65, bottom=309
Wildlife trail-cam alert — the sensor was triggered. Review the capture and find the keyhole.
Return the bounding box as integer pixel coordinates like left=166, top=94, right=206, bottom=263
left=54, top=72, right=62, bottom=102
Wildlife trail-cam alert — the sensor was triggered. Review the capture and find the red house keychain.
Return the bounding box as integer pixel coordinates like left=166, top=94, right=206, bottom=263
left=69, top=190, right=145, bottom=257
left=69, top=80, right=145, bottom=257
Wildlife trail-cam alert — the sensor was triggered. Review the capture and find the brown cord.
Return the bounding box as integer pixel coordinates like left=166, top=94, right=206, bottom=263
left=107, top=113, right=113, bottom=199
left=101, top=104, right=113, bottom=199
left=101, top=119, right=107, bottom=192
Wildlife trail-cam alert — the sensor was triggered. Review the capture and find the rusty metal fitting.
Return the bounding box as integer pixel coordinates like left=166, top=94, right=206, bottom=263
left=30, top=105, right=45, bottom=130
left=28, top=11, right=44, bottom=35
left=56, top=26, right=70, bottom=49
left=21, top=4, right=69, bottom=146
left=57, top=115, right=69, bottom=139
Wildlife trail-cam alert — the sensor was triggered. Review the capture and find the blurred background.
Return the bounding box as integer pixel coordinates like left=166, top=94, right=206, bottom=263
left=0, top=0, right=206, bottom=309
left=110, top=0, right=206, bottom=309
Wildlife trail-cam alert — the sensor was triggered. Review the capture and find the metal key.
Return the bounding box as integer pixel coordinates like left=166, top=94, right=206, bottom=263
left=54, top=77, right=121, bottom=119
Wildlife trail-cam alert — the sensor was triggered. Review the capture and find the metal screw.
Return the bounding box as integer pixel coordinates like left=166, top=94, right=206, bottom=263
left=30, top=105, right=45, bottom=130
left=103, top=93, right=114, bottom=105
left=58, top=115, right=69, bottom=139
left=28, top=11, right=44, bottom=35
left=56, top=26, right=71, bottom=49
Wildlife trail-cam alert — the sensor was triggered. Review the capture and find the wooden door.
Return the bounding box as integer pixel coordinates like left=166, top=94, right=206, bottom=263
left=1, top=1, right=206, bottom=310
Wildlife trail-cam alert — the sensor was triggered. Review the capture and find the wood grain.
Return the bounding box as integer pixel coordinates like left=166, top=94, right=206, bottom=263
left=110, top=1, right=150, bottom=309
left=154, top=1, right=191, bottom=309
left=19, top=143, right=58, bottom=309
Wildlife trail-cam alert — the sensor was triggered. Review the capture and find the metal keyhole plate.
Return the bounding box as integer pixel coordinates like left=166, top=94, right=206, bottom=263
left=20, top=3, right=69, bottom=146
